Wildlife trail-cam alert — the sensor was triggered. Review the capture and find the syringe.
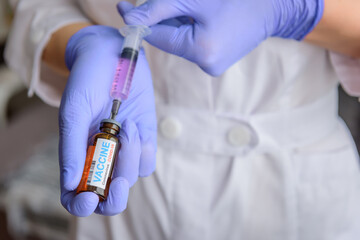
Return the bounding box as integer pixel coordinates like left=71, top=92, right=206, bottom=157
left=109, top=25, right=151, bottom=120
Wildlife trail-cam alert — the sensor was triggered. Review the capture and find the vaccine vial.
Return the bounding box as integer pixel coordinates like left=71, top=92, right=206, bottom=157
left=77, top=119, right=121, bottom=200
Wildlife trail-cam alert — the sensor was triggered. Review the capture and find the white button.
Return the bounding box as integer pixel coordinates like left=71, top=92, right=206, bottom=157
left=159, top=117, right=182, bottom=140
left=227, top=125, right=252, bottom=147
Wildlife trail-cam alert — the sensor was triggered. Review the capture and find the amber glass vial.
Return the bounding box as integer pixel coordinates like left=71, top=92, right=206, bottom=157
left=77, top=119, right=121, bottom=200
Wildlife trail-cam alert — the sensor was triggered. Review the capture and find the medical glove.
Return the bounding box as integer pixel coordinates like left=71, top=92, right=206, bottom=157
left=59, top=25, right=157, bottom=216
left=117, top=0, right=323, bottom=76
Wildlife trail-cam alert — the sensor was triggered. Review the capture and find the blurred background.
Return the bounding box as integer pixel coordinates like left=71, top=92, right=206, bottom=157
left=0, top=1, right=69, bottom=239
left=0, top=1, right=359, bottom=240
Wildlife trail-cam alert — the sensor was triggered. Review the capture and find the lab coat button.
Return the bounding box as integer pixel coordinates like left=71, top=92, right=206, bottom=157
left=159, top=117, right=182, bottom=140
left=227, top=125, right=252, bottom=147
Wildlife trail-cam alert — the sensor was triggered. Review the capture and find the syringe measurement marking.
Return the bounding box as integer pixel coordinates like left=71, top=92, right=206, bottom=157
left=111, top=57, right=135, bottom=100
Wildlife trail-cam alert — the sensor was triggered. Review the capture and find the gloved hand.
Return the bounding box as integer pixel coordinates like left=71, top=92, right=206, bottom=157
left=117, top=0, right=323, bottom=76
left=59, top=25, right=157, bottom=217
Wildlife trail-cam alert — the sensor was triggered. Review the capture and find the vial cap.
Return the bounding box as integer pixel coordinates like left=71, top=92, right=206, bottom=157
left=101, top=119, right=122, bottom=129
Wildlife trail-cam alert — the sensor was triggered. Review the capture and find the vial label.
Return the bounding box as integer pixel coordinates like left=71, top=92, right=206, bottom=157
left=87, top=138, right=116, bottom=190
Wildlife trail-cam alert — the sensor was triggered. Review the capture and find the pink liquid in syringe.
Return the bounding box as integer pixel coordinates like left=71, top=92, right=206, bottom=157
left=111, top=57, right=137, bottom=100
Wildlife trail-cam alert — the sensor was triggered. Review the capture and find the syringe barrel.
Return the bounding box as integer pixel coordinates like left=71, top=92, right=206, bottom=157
left=110, top=49, right=138, bottom=100
left=110, top=25, right=151, bottom=101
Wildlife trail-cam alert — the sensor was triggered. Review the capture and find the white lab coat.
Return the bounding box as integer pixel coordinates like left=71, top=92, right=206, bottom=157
left=5, top=0, right=360, bottom=239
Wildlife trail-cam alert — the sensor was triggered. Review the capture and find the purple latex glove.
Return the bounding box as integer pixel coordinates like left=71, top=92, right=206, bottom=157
left=117, top=0, right=324, bottom=76
left=59, top=25, right=156, bottom=217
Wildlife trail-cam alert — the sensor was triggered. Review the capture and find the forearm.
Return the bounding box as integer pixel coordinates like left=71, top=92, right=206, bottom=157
left=42, top=22, right=92, bottom=76
left=306, top=0, right=360, bottom=58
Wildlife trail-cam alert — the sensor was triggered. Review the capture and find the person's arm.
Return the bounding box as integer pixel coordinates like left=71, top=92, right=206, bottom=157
left=4, top=0, right=91, bottom=105
left=306, top=0, right=360, bottom=58
left=42, top=22, right=91, bottom=76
